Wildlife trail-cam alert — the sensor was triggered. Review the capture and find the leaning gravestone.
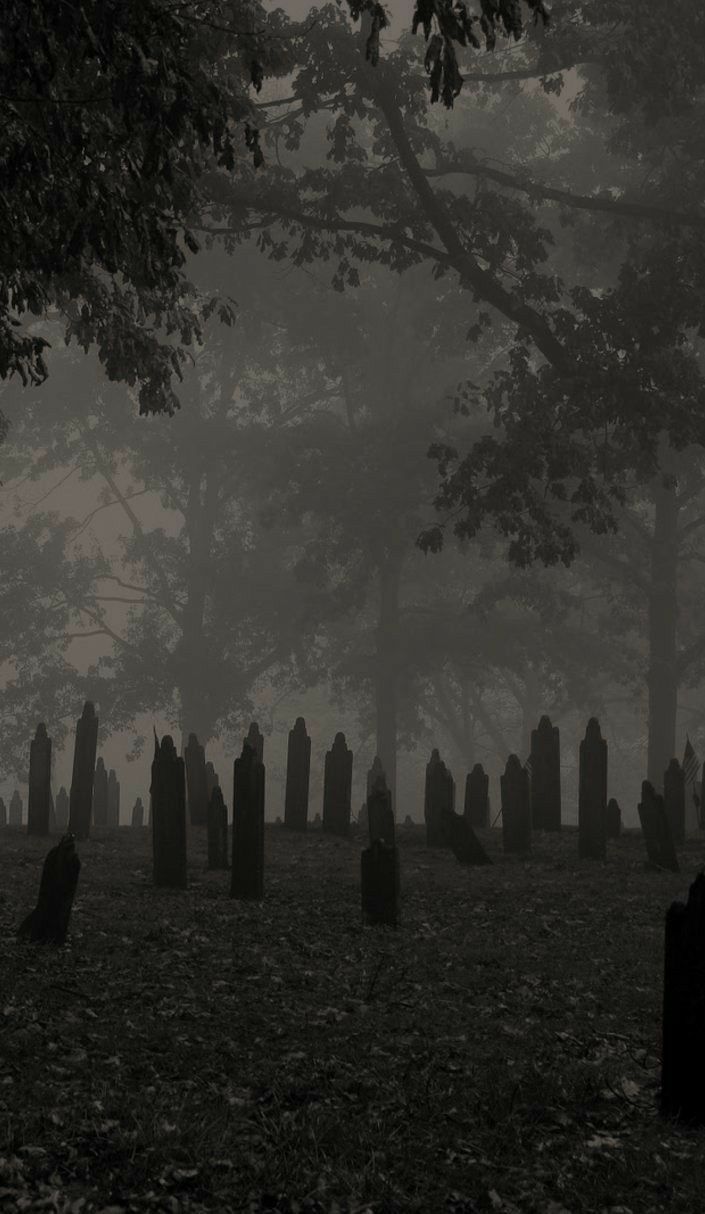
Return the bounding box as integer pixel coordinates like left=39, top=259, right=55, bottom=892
left=0, top=797, right=6, bottom=828
left=93, top=758, right=108, bottom=827
left=424, top=749, right=455, bottom=847
left=444, top=809, right=492, bottom=865
left=207, top=785, right=229, bottom=870
left=151, top=735, right=187, bottom=889
left=284, top=717, right=311, bottom=832
left=501, top=755, right=531, bottom=854
left=107, top=769, right=120, bottom=827
left=367, top=774, right=395, bottom=846
left=464, top=763, right=489, bottom=829
left=663, top=758, right=686, bottom=847
left=68, top=702, right=99, bottom=840
left=361, top=838, right=400, bottom=927
left=638, top=781, right=679, bottom=873
left=131, top=797, right=145, bottom=828
left=9, top=791, right=23, bottom=827
left=55, top=787, right=69, bottom=831
left=322, top=732, right=353, bottom=838
left=530, top=715, right=561, bottom=831
left=605, top=797, right=622, bottom=839
left=231, top=741, right=265, bottom=899
left=27, top=723, right=52, bottom=836
left=17, top=834, right=81, bottom=947
left=661, top=871, right=705, bottom=1123
left=578, top=717, right=607, bottom=861
left=185, top=733, right=209, bottom=827
left=245, top=721, right=264, bottom=763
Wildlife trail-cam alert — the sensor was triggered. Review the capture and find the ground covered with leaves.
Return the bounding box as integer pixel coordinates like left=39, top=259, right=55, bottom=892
left=1, top=823, right=704, bottom=1213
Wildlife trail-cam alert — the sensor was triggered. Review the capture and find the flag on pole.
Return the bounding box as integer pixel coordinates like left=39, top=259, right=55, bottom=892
left=682, top=735, right=701, bottom=833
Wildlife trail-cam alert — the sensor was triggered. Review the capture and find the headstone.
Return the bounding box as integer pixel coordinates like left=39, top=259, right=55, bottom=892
left=530, top=716, right=561, bottom=831
left=27, top=723, right=52, bottom=836
left=107, top=769, right=120, bottom=827
left=207, top=785, right=229, bottom=870
left=444, top=809, right=492, bottom=865
left=245, top=721, right=264, bottom=763
left=464, top=763, right=489, bottom=829
left=367, top=775, right=395, bottom=846
left=664, top=758, right=685, bottom=847
left=605, top=797, right=622, bottom=839
left=424, top=749, right=455, bottom=847
left=231, top=741, right=265, bottom=899
left=0, top=797, right=6, bottom=828
left=68, top=701, right=99, bottom=840
left=151, top=734, right=187, bottom=889
left=184, top=733, right=208, bottom=827
left=367, top=756, right=386, bottom=796
left=17, top=834, right=81, bottom=947
left=578, top=717, right=607, bottom=861
left=313, top=812, right=321, bottom=826
left=501, top=755, right=531, bottom=854
left=661, top=872, right=705, bottom=1123
left=638, top=780, right=679, bottom=872
left=284, top=717, right=310, bottom=831
left=93, top=758, right=108, bottom=827
left=55, top=787, right=69, bottom=831
left=404, top=814, right=414, bottom=827
left=131, top=797, right=145, bottom=828
left=361, top=839, right=399, bottom=926
left=322, top=732, right=353, bottom=838
left=9, top=790, right=23, bottom=827
left=205, top=762, right=220, bottom=800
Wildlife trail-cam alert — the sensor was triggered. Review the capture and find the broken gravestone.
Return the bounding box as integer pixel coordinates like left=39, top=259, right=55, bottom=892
left=444, top=809, right=492, bottom=865
left=17, top=835, right=81, bottom=947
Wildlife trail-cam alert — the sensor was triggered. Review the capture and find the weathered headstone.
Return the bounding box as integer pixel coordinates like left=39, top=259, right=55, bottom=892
left=605, top=797, right=622, bottom=839
left=107, top=769, right=120, bottom=827
left=638, top=780, right=679, bottom=873
left=131, top=797, right=145, bottom=828
left=501, top=755, right=531, bottom=854
left=68, top=701, right=99, bottom=840
left=578, top=717, right=607, bottom=861
left=664, top=758, right=686, bottom=847
left=361, top=839, right=399, bottom=926
left=184, top=733, right=208, bottom=827
left=284, top=717, right=310, bottom=832
left=231, top=741, right=265, bottom=899
left=367, top=756, right=386, bottom=796
left=151, top=734, right=187, bottom=889
left=17, top=834, right=81, bottom=947
left=92, top=757, right=108, bottom=827
left=27, top=723, right=52, bottom=836
left=530, top=716, right=561, bottom=831
left=9, top=790, right=23, bottom=827
left=464, top=763, right=489, bottom=829
left=403, top=813, right=414, bottom=827
left=424, top=749, right=455, bottom=847
left=322, top=732, right=353, bottom=838
left=661, top=872, right=705, bottom=1123
left=205, top=762, right=219, bottom=800
left=245, top=721, right=264, bottom=763
left=0, top=797, right=6, bottom=828
left=207, top=785, right=229, bottom=870
left=367, top=774, right=394, bottom=846
left=55, top=787, right=69, bottom=831
left=444, top=809, right=492, bottom=865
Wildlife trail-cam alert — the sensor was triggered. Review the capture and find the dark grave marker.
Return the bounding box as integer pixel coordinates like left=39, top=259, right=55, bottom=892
left=245, top=721, right=264, bottom=763
left=367, top=774, right=394, bottom=846
left=0, top=797, right=6, bottom=828
left=664, top=758, right=685, bottom=847
left=638, top=780, right=679, bottom=872
left=530, top=715, right=561, bottom=831
left=322, top=732, right=353, bottom=838
left=55, top=787, right=69, bottom=831
left=231, top=741, right=265, bottom=899
left=131, top=797, right=145, bottom=828
left=17, top=834, right=81, bottom=947
left=9, top=790, right=22, bottom=827
left=151, top=734, right=187, bottom=889
left=605, top=797, right=622, bottom=839
left=93, top=758, right=108, bottom=827
left=367, top=756, right=385, bottom=796
left=501, top=755, right=531, bottom=854
left=207, top=785, right=229, bottom=869
left=107, top=769, right=120, bottom=827
left=424, top=749, right=455, bottom=847
left=358, top=803, right=369, bottom=832
left=661, top=871, right=705, bottom=1123
left=27, top=723, right=52, bottom=836
left=284, top=717, right=310, bottom=832
left=444, top=809, right=492, bottom=865
left=464, top=763, right=489, bottom=829
left=578, top=717, right=607, bottom=861
left=205, top=762, right=219, bottom=801
left=68, top=701, right=98, bottom=840
left=361, top=839, right=399, bottom=926
left=403, top=814, right=414, bottom=827
left=185, top=733, right=208, bottom=827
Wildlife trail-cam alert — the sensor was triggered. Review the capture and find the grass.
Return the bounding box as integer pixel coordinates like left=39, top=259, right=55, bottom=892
left=1, top=822, right=704, bottom=1213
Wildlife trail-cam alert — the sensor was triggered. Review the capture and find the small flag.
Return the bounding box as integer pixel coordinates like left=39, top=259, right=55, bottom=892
left=683, top=735, right=699, bottom=784
left=524, top=754, right=533, bottom=779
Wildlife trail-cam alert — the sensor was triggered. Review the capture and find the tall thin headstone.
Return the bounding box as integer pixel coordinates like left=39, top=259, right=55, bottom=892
left=664, top=758, right=685, bottom=847
left=245, top=721, right=264, bottom=763
left=661, top=872, right=705, bottom=1123
left=207, top=785, right=229, bottom=869
left=464, top=763, right=489, bottom=829
left=501, top=755, right=531, bottom=854
left=9, top=791, right=23, bottom=827
left=322, top=732, right=353, bottom=838
left=55, top=787, right=69, bottom=831
left=231, top=741, right=265, bottom=899
left=424, top=749, right=455, bottom=847
left=367, top=773, right=394, bottom=846
left=578, top=717, right=607, bottom=861
left=367, top=756, right=385, bottom=797
left=68, top=702, right=99, bottom=840
left=151, top=734, right=187, bottom=889
left=93, top=758, right=108, bottom=827
left=107, top=769, right=120, bottom=827
left=131, top=797, right=145, bottom=828
left=530, top=716, right=561, bottom=831
left=27, top=723, right=52, bottom=837
left=284, top=717, right=311, bottom=831
left=184, top=733, right=208, bottom=827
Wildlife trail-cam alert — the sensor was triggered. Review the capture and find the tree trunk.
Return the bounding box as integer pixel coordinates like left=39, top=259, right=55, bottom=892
left=178, top=469, right=219, bottom=746
left=647, top=472, right=680, bottom=788
left=375, top=550, right=403, bottom=811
